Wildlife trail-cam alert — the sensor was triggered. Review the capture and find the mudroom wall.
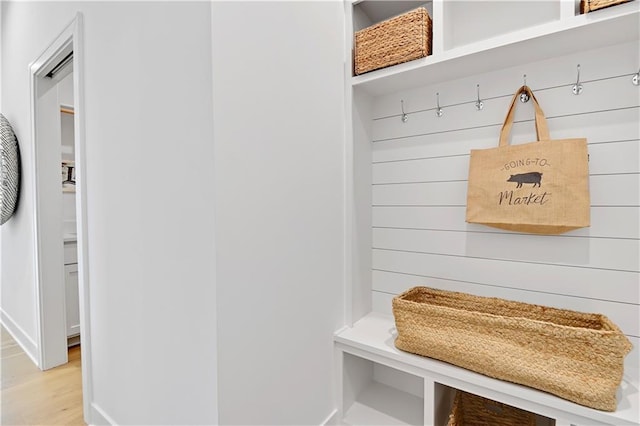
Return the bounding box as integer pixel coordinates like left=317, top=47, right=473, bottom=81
left=367, top=40, right=639, bottom=369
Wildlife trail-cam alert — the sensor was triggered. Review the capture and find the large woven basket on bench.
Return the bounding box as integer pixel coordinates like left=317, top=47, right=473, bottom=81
left=392, top=286, right=633, bottom=411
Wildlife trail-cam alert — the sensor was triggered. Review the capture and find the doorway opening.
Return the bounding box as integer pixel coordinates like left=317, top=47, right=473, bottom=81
left=59, top=73, right=81, bottom=349
left=29, top=13, right=92, bottom=424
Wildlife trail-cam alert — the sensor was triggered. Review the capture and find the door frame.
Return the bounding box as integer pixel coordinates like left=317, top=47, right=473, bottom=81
left=29, top=13, right=93, bottom=423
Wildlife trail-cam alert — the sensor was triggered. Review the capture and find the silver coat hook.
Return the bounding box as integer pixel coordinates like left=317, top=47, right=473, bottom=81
left=572, top=64, right=583, bottom=95
left=400, top=100, right=408, bottom=123
left=633, top=67, right=639, bottom=86
left=436, top=92, right=443, bottom=117
left=520, top=75, right=530, bottom=103
left=475, top=84, right=484, bottom=111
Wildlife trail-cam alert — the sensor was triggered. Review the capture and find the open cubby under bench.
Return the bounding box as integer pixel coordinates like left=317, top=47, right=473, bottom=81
left=334, top=312, right=639, bottom=426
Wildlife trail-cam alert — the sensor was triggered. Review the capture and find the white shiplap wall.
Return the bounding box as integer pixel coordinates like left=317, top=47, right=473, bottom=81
left=367, top=41, right=640, bottom=370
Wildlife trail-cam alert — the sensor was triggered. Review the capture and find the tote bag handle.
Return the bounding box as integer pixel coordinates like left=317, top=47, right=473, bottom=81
left=499, top=85, right=550, bottom=147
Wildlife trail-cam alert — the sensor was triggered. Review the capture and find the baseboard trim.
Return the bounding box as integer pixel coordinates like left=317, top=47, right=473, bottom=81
left=320, top=408, right=339, bottom=426
left=89, top=398, right=334, bottom=425
left=90, top=402, right=117, bottom=426
left=0, top=309, right=39, bottom=367
left=67, top=334, right=81, bottom=347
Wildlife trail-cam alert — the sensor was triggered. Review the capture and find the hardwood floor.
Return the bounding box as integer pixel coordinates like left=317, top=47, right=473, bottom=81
left=1, top=326, right=85, bottom=425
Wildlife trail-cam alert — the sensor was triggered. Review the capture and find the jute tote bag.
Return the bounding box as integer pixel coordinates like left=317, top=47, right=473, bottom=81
left=466, top=86, right=590, bottom=234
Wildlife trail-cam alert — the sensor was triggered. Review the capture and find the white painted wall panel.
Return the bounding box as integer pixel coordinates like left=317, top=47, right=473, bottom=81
left=373, top=206, right=640, bottom=239
left=367, top=40, right=640, bottom=374
left=443, top=1, right=559, bottom=50
left=373, top=175, right=640, bottom=206
left=373, top=155, right=469, bottom=184
left=373, top=181, right=468, bottom=206
left=589, top=140, right=640, bottom=174
left=372, top=108, right=640, bottom=162
left=590, top=175, right=640, bottom=206
left=212, top=2, right=345, bottom=425
left=373, top=249, right=639, bottom=304
left=1, top=2, right=218, bottom=424
left=373, top=228, right=639, bottom=272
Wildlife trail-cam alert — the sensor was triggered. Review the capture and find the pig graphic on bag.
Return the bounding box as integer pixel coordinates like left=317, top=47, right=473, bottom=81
left=507, top=172, right=542, bottom=188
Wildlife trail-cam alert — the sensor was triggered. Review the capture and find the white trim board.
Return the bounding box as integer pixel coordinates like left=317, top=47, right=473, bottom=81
left=320, top=408, right=339, bottom=426
left=28, top=12, right=94, bottom=426
left=89, top=402, right=117, bottom=426
left=0, top=309, right=39, bottom=367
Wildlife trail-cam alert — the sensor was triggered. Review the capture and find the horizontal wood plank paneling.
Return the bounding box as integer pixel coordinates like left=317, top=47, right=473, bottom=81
left=372, top=249, right=640, bottom=304
left=372, top=140, right=639, bottom=184
left=372, top=206, right=640, bottom=239
left=365, top=41, right=640, bottom=374
left=373, top=174, right=640, bottom=207
left=372, top=108, right=640, bottom=162
left=373, top=228, right=640, bottom=272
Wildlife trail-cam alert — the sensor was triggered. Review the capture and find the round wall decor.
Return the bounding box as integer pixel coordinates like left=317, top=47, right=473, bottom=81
left=0, top=113, right=21, bottom=225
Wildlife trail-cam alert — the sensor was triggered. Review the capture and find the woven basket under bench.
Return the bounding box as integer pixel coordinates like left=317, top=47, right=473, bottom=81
left=392, top=286, right=633, bottom=411
left=447, top=390, right=536, bottom=426
left=354, top=7, right=432, bottom=75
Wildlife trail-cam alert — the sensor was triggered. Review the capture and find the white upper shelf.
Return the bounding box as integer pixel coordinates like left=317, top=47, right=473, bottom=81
left=352, top=2, right=640, bottom=96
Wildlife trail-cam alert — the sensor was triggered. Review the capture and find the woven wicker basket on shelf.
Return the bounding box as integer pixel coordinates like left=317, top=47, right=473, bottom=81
left=580, top=0, right=633, bottom=12
left=354, top=7, right=432, bottom=75
left=447, top=391, right=536, bottom=426
left=392, top=286, right=633, bottom=411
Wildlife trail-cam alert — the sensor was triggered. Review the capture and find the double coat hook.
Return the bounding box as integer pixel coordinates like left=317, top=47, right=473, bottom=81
left=400, top=100, right=408, bottom=123
left=573, top=64, right=583, bottom=95
left=475, top=84, right=484, bottom=111
left=436, top=92, right=443, bottom=117
left=520, top=75, right=530, bottom=103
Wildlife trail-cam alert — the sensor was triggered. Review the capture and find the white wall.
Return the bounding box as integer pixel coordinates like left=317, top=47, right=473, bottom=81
left=1, top=2, right=218, bottom=424
left=61, top=111, right=74, bottom=160
left=211, top=1, right=345, bottom=424
left=58, top=71, right=74, bottom=107
left=367, top=40, right=640, bottom=370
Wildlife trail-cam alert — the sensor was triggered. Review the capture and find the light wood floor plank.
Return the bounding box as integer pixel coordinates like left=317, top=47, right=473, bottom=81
left=1, top=326, right=85, bottom=425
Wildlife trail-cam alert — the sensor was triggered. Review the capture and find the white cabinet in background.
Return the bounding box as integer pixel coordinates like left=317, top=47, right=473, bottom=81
left=64, top=241, right=80, bottom=339
left=64, top=263, right=80, bottom=338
